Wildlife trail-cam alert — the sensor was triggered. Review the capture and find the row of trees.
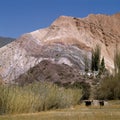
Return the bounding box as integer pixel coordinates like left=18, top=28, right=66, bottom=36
left=96, top=47, right=120, bottom=100
left=83, top=44, right=120, bottom=100
left=90, top=44, right=120, bottom=75
left=84, top=44, right=105, bottom=74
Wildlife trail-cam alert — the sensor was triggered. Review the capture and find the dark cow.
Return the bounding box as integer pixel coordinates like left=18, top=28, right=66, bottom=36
left=99, top=100, right=104, bottom=108
left=84, top=100, right=93, bottom=106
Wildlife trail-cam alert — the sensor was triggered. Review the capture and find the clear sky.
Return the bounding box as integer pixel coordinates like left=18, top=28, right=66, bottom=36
left=0, top=0, right=120, bottom=38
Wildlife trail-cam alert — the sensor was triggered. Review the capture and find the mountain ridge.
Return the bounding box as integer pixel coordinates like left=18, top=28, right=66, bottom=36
left=0, top=36, right=15, bottom=48
left=0, top=13, right=120, bottom=83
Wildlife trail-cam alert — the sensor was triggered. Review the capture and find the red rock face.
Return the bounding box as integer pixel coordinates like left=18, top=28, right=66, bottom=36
left=0, top=13, right=120, bottom=83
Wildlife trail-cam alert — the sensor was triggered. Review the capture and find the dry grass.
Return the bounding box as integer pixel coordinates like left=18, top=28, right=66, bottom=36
left=0, top=82, right=82, bottom=114
left=0, top=101, right=120, bottom=120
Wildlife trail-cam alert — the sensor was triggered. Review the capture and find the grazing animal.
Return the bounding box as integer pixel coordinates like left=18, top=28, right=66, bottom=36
left=84, top=100, right=93, bottom=106
left=99, top=100, right=104, bottom=108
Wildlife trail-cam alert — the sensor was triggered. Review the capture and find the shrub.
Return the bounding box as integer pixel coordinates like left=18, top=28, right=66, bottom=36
left=58, top=82, right=90, bottom=100
left=96, top=50, right=120, bottom=100
left=96, top=75, right=120, bottom=100
left=0, top=82, right=82, bottom=114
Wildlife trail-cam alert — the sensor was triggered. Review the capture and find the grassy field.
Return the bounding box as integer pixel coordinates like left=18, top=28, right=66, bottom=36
left=0, top=101, right=120, bottom=120
left=0, top=82, right=82, bottom=114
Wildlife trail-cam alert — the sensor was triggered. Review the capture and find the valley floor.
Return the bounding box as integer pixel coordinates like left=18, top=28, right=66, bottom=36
left=0, top=101, right=120, bottom=120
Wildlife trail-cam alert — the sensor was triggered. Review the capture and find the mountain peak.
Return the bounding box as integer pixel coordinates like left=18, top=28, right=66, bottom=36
left=0, top=13, right=120, bottom=83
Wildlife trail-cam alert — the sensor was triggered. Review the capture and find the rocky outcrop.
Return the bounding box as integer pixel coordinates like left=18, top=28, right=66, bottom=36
left=14, top=60, right=85, bottom=85
left=0, top=13, right=120, bottom=83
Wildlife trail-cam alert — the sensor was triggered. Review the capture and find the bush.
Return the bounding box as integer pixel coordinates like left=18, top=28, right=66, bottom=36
left=96, top=50, right=120, bottom=100
left=56, top=81, right=90, bottom=100
left=96, top=75, right=120, bottom=100
left=0, top=85, right=41, bottom=114
left=0, top=82, right=82, bottom=114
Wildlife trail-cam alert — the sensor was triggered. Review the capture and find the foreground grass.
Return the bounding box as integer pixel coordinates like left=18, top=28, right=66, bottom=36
left=1, top=101, right=120, bottom=120
left=0, top=82, right=82, bottom=114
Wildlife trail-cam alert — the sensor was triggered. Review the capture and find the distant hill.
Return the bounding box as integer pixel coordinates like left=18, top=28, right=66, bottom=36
left=15, top=60, right=85, bottom=85
left=0, top=36, right=15, bottom=48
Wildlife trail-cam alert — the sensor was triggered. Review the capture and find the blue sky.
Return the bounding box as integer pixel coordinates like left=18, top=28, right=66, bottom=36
left=0, top=0, right=120, bottom=38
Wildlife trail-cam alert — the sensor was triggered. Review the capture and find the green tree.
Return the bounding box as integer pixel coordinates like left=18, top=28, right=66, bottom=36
left=84, top=53, right=89, bottom=72
left=114, top=50, right=120, bottom=74
left=91, top=45, right=101, bottom=71
left=91, top=50, right=95, bottom=71
left=100, top=57, right=105, bottom=73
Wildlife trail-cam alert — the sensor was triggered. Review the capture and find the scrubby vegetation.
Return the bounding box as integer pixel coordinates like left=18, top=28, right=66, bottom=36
left=55, top=81, right=90, bottom=100
left=82, top=45, right=120, bottom=101
left=95, top=50, right=120, bottom=100
left=96, top=75, right=120, bottom=100
left=0, top=82, right=82, bottom=115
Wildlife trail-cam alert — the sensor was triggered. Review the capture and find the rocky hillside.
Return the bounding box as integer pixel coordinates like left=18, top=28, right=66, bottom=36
left=0, top=36, right=15, bottom=48
left=0, top=13, right=120, bottom=83
left=14, top=60, right=85, bottom=85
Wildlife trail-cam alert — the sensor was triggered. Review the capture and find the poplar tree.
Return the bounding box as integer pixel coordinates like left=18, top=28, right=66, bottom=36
left=84, top=53, right=89, bottom=72
left=114, top=50, right=120, bottom=74
left=91, top=45, right=101, bottom=71
left=100, top=57, right=105, bottom=73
